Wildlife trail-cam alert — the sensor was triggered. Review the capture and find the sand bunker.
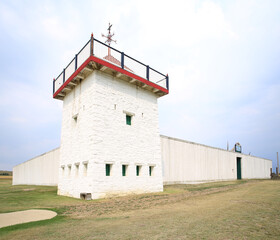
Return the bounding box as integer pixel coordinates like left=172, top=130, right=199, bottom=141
left=0, top=209, right=57, bottom=228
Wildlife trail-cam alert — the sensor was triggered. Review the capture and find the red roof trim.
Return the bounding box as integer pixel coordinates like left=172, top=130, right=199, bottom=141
left=89, top=56, right=169, bottom=94
left=53, top=58, right=92, bottom=98
left=53, top=55, right=169, bottom=98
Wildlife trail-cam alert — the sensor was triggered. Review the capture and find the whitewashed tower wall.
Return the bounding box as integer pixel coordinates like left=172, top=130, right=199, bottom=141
left=58, top=71, right=163, bottom=199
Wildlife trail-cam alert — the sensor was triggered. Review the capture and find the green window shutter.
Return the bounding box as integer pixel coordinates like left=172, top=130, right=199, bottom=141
left=106, top=164, right=111, bottom=176
left=149, top=166, right=152, bottom=176
left=122, top=165, right=126, bottom=176
left=136, top=166, right=140, bottom=176
left=126, top=115, right=131, bottom=125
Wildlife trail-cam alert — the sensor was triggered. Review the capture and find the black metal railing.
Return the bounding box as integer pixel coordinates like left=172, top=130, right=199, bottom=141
left=53, top=35, right=169, bottom=95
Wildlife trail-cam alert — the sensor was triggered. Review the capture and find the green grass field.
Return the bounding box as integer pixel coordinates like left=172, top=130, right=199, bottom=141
left=0, top=179, right=279, bottom=239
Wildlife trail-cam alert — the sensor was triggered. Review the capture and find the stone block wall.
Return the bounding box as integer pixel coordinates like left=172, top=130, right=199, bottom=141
left=58, top=70, right=163, bottom=199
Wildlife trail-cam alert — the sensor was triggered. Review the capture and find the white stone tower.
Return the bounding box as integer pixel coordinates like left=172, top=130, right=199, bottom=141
left=53, top=29, right=169, bottom=199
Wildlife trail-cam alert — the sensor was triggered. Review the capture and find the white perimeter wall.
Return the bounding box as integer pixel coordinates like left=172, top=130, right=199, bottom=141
left=13, top=148, right=60, bottom=186
left=12, top=135, right=272, bottom=187
left=161, top=135, right=272, bottom=184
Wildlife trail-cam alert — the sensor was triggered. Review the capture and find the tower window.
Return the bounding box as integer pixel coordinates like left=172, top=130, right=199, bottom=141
left=72, top=113, right=78, bottom=122
left=106, top=164, right=112, bottom=176
left=83, top=162, right=88, bottom=177
left=149, top=166, right=154, bottom=176
left=122, top=165, right=127, bottom=176
left=68, top=165, right=71, bottom=177
left=75, top=164, right=79, bottom=177
left=61, top=166, right=65, bottom=176
left=126, top=115, right=132, bottom=125
left=136, top=165, right=141, bottom=176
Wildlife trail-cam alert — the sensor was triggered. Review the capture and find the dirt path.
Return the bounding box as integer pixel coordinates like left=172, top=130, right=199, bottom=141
left=0, top=209, right=57, bottom=228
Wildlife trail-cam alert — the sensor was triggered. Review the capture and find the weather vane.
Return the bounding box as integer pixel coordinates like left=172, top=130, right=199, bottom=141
left=102, top=23, right=117, bottom=46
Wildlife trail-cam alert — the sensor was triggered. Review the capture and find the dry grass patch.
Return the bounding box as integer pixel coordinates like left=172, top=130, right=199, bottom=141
left=1, top=179, right=279, bottom=240
left=0, top=176, right=12, bottom=179
left=64, top=181, right=245, bottom=218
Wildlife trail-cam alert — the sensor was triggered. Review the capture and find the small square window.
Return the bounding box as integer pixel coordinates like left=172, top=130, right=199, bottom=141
left=83, top=163, right=88, bottom=177
left=126, top=115, right=132, bottom=125
left=68, top=165, right=71, bottom=177
left=149, top=166, right=154, bottom=176
left=136, top=165, right=141, bottom=176
left=72, top=114, right=78, bottom=123
left=106, top=164, right=112, bottom=176
left=122, top=165, right=127, bottom=176
left=61, top=166, right=65, bottom=176
left=75, top=164, right=79, bottom=177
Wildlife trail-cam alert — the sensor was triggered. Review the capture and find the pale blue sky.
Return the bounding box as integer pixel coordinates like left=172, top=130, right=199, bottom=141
left=0, top=0, right=279, bottom=171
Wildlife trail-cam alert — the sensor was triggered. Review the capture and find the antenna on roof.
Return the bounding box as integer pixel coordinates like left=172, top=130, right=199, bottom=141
left=102, top=22, right=117, bottom=56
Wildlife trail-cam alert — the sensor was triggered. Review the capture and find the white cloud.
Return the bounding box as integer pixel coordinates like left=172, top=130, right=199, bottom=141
left=42, top=17, right=66, bottom=40
left=0, top=80, right=62, bottom=128
left=0, top=1, right=81, bottom=44
left=130, top=0, right=238, bottom=48
left=1, top=0, right=279, bottom=170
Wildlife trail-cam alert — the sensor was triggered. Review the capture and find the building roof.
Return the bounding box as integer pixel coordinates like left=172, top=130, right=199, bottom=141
left=53, top=36, right=169, bottom=100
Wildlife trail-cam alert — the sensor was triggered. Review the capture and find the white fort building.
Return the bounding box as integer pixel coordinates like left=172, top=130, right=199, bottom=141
left=13, top=30, right=272, bottom=199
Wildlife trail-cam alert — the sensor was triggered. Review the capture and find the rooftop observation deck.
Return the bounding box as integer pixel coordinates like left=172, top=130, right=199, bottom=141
left=53, top=35, right=169, bottom=100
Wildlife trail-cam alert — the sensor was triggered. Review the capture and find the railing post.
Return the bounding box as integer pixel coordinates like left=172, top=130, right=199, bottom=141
left=166, top=74, right=169, bottom=90
left=75, top=54, right=78, bottom=70
left=63, top=69, right=65, bottom=83
left=121, top=52, right=124, bottom=69
left=90, top=33, right=94, bottom=56
left=146, top=65, right=149, bottom=81
left=53, top=78, right=55, bottom=94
